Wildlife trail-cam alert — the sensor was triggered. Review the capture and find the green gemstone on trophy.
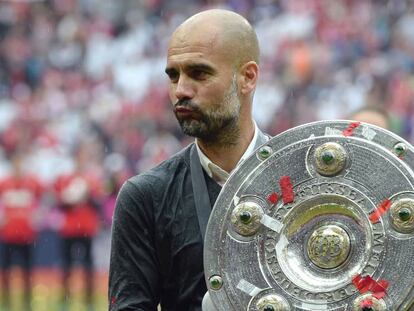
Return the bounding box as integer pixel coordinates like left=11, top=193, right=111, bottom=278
left=398, top=208, right=411, bottom=221
left=321, top=150, right=335, bottom=164
left=263, top=305, right=275, bottom=311
left=210, top=278, right=220, bottom=288
left=394, top=142, right=406, bottom=156
left=260, top=149, right=269, bottom=157
left=314, top=142, right=347, bottom=176
left=209, top=275, right=222, bottom=290
left=240, top=211, right=252, bottom=224
left=258, top=146, right=272, bottom=160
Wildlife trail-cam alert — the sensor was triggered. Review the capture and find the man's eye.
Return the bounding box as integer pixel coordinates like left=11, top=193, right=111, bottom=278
left=190, top=70, right=208, bottom=80
left=168, top=72, right=179, bottom=83
left=165, top=69, right=179, bottom=82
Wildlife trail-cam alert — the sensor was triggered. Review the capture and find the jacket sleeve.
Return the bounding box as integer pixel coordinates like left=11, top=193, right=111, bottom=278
left=108, top=179, right=160, bottom=311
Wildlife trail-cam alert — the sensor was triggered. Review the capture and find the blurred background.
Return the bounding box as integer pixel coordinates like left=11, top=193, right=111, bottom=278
left=0, top=0, right=414, bottom=310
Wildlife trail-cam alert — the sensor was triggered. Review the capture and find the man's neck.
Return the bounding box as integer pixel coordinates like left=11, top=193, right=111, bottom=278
left=197, top=119, right=255, bottom=173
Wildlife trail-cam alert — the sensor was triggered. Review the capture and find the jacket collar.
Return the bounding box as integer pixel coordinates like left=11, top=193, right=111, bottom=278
left=196, top=122, right=269, bottom=185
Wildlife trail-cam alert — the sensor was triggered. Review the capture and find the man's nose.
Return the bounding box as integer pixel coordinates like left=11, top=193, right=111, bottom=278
left=174, top=76, right=195, bottom=100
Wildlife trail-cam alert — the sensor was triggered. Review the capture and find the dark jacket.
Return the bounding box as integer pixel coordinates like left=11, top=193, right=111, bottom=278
left=109, top=131, right=269, bottom=311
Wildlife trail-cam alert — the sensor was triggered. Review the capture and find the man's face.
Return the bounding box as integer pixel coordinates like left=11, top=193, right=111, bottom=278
left=350, top=111, right=389, bottom=130
left=165, top=31, right=241, bottom=143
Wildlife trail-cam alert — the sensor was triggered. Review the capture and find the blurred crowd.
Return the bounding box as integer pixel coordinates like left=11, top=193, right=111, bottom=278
left=0, top=0, right=414, bottom=275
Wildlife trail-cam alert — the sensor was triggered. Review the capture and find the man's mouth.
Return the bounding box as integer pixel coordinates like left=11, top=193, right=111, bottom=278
left=174, top=106, right=197, bottom=119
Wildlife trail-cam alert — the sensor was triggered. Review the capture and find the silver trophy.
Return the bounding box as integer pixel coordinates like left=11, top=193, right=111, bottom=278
left=204, top=120, right=414, bottom=311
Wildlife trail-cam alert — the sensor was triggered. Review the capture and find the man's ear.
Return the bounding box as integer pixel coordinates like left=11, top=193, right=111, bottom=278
left=238, top=61, right=259, bottom=95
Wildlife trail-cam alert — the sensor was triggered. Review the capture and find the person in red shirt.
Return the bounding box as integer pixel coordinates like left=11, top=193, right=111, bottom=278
left=53, top=169, right=102, bottom=310
left=0, top=152, right=45, bottom=311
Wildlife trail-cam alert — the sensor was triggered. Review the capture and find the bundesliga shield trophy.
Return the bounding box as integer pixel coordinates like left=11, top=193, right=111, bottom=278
left=204, top=120, right=414, bottom=311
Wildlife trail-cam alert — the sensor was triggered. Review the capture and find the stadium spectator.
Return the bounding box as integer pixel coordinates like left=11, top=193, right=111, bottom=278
left=348, top=105, right=392, bottom=130
left=53, top=158, right=103, bottom=310
left=0, top=151, right=46, bottom=311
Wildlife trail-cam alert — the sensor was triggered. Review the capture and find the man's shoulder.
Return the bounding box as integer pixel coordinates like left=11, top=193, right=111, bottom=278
left=127, top=144, right=192, bottom=190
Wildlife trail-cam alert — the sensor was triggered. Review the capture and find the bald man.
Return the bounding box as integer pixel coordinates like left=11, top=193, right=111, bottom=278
left=108, top=9, right=269, bottom=311
left=348, top=105, right=391, bottom=130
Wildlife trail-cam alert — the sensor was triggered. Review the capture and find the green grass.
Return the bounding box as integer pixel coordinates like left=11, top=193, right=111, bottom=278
left=0, top=268, right=108, bottom=311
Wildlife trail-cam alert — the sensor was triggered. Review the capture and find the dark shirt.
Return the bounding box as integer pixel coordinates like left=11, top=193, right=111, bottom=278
left=109, top=144, right=221, bottom=311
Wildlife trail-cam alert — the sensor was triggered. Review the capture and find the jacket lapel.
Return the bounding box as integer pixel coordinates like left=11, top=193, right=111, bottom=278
left=190, top=144, right=211, bottom=244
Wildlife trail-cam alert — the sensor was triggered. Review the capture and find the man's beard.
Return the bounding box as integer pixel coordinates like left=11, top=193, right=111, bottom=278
left=174, top=76, right=241, bottom=147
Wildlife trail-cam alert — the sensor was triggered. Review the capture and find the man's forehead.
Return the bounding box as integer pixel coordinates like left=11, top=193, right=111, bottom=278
left=167, top=44, right=211, bottom=59
left=166, top=20, right=237, bottom=68
left=165, top=50, right=217, bottom=73
left=167, top=31, right=224, bottom=63
left=169, top=26, right=220, bottom=51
